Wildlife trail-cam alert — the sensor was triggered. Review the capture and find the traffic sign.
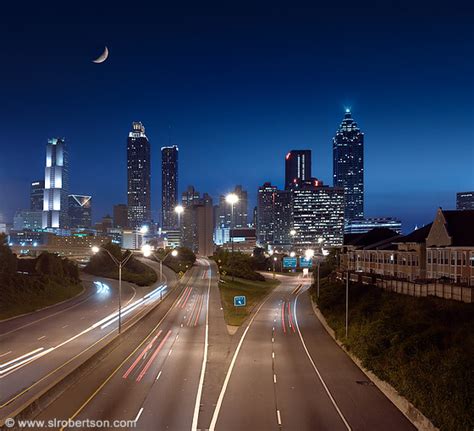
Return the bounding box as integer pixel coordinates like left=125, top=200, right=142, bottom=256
left=283, top=257, right=297, bottom=268
left=299, top=257, right=313, bottom=268
left=234, top=295, right=246, bottom=307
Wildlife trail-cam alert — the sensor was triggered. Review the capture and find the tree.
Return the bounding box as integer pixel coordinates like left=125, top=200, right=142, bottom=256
left=0, top=234, right=17, bottom=276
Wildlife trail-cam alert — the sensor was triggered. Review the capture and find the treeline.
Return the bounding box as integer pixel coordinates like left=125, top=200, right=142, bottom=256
left=85, top=242, right=157, bottom=286
left=312, top=278, right=474, bottom=431
left=214, top=249, right=266, bottom=281
left=154, top=247, right=196, bottom=274
left=0, top=234, right=82, bottom=319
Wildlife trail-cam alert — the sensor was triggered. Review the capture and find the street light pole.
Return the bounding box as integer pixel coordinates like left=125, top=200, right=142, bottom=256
left=345, top=270, right=349, bottom=339
left=94, top=248, right=133, bottom=334
left=317, top=260, right=320, bottom=298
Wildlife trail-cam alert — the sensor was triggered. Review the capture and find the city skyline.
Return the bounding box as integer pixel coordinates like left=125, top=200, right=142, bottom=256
left=1, top=4, right=473, bottom=232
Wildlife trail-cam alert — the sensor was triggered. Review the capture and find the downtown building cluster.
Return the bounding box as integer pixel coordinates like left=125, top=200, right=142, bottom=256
left=256, top=110, right=401, bottom=252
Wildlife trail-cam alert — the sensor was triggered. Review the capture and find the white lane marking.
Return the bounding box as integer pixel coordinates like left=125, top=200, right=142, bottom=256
left=37, top=336, right=46, bottom=340
left=272, top=352, right=275, bottom=359
left=209, top=290, right=273, bottom=431
left=277, top=409, right=282, bottom=425
left=272, top=326, right=275, bottom=331
left=272, top=337, right=274, bottom=343
left=134, top=407, right=144, bottom=423
left=62, top=325, right=68, bottom=329
left=191, top=262, right=211, bottom=431
left=168, top=349, right=173, bottom=356
left=181, top=323, right=183, bottom=328
left=273, top=374, right=277, bottom=383
left=294, top=291, right=351, bottom=430
left=156, top=370, right=162, bottom=381
left=0, top=351, right=12, bottom=358
left=176, top=334, right=179, bottom=340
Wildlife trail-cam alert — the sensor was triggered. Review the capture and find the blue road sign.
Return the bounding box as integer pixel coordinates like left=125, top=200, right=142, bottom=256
left=234, top=295, right=246, bottom=307
left=299, top=257, right=313, bottom=268
left=283, top=257, right=297, bottom=268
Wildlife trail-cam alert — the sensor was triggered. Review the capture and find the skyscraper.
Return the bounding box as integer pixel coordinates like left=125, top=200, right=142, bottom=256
left=30, top=180, right=44, bottom=211
left=273, top=189, right=292, bottom=246
left=233, top=185, right=248, bottom=228
left=42, top=137, right=69, bottom=229
left=333, top=109, right=364, bottom=222
left=127, top=122, right=151, bottom=230
left=257, top=182, right=277, bottom=245
left=292, top=180, right=344, bottom=248
left=161, top=145, right=178, bottom=229
left=68, top=195, right=92, bottom=228
left=285, top=150, right=311, bottom=190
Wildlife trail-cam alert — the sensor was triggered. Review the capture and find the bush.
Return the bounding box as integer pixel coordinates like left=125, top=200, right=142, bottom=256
left=312, top=278, right=474, bottom=431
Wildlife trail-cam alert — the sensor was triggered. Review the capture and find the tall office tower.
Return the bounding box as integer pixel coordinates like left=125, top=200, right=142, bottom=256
left=292, top=180, right=344, bottom=248
left=285, top=150, right=312, bottom=190
left=127, top=122, right=151, bottom=230
left=30, top=180, right=45, bottom=211
left=233, top=185, right=248, bottom=228
left=68, top=195, right=92, bottom=228
left=113, top=204, right=128, bottom=228
left=333, top=109, right=364, bottom=222
left=42, top=138, right=69, bottom=229
left=181, top=186, right=214, bottom=255
left=456, top=191, right=474, bottom=210
left=161, top=145, right=179, bottom=229
left=273, top=189, right=292, bottom=246
left=257, top=182, right=277, bottom=245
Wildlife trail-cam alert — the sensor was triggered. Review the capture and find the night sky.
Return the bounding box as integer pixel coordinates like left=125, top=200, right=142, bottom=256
left=1, top=2, right=473, bottom=232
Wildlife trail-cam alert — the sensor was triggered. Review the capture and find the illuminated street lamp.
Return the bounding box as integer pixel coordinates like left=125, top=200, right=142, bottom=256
left=226, top=192, right=239, bottom=281
left=91, top=245, right=135, bottom=334
left=273, top=256, right=277, bottom=279
left=290, top=229, right=296, bottom=237
left=141, top=244, right=152, bottom=257
left=155, top=248, right=179, bottom=282
left=140, top=225, right=149, bottom=234
left=175, top=205, right=184, bottom=228
left=290, top=251, right=296, bottom=258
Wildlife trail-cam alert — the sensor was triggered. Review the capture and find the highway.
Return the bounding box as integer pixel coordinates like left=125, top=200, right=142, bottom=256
left=5, top=266, right=417, bottom=430
left=208, top=274, right=415, bottom=431
left=33, top=258, right=214, bottom=430
left=0, top=261, right=177, bottom=424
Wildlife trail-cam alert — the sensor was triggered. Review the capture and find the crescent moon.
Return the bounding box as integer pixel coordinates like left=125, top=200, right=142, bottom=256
left=92, top=46, right=109, bottom=64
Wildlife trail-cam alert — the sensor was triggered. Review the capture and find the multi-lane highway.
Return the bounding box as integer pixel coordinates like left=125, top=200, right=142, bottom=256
left=0, top=260, right=177, bottom=425
left=33, top=258, right=214, bottom=430
left=3, top=263, right=417, bottom=430
left=207, top=274, right=415, bottom=431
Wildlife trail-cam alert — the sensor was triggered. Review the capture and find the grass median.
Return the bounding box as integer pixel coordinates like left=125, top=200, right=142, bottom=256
left=218, top=275, right=279, bottom=326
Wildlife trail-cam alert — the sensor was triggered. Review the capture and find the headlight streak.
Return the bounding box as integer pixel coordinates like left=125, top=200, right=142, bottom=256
left=0, top=284, right=167, bottom=378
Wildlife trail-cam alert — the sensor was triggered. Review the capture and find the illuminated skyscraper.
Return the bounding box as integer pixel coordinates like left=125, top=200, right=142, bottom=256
left=257, top=182, right=277, bottom=245
left=285, top=150, right=311, bottom=190
left=68, top=195, right=92, bottom=228
left=161, top=145, right=179, bottom=229
left=333, top=109, right=364, bottom=222
left=292, top=180, right=344, bottom=248
left=30, top=180, right=44, bottom=211
left=42, top=138, right=69, bottom=229
left=127, top=122, right=151, bottom=229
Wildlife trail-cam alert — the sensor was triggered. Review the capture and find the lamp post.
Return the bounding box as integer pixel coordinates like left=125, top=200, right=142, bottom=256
left=156, top=248, right=179, bottom=282
left=91, top=245, right=136, bottom=334
left=226, top=193, right=239, bottom=281
left=273, top=256, right=277, bottom=279
left=346, top=270, right=349, bottom=338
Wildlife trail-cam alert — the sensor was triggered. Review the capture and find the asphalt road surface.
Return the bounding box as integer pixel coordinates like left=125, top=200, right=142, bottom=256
left=0, top=261, right=176, bottom=424
left=33, top=258, right=214, bottom=430
left=208, top=273, right=415, bottom=431
left=7, top=268, right=417, bottom=430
